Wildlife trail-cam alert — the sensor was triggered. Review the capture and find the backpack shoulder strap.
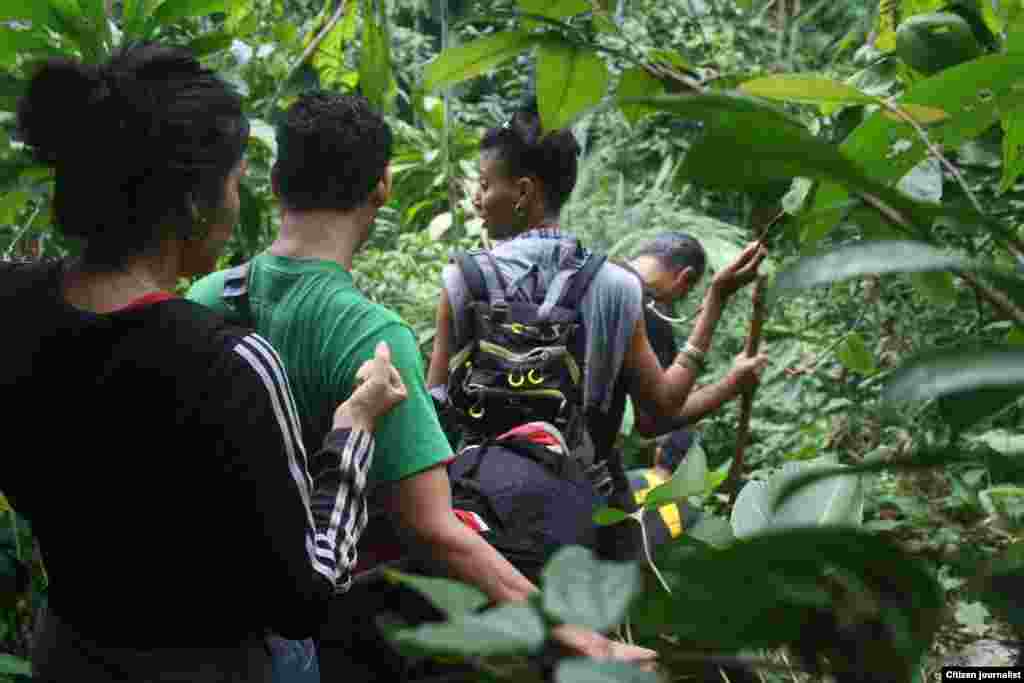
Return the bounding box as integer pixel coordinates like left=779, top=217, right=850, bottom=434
left=453, top=251, right=488, bottom=304
left=558, top=251, right=607, bottom=310
left=221, top=260, right=253, bottom=324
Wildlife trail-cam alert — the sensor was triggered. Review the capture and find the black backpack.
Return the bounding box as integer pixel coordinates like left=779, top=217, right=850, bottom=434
left=444, top=240, right=606, bottom=452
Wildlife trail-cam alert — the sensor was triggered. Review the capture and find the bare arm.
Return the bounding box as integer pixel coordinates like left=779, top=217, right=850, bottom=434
left=625, top=242, right=767, bottom=421
left=378, top=464, right=536, bottom=603
left=426, top=289, right=453, bottom=390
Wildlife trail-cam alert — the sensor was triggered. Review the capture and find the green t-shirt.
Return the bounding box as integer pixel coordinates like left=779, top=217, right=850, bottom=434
left=187, top=253, right=452, bottom=487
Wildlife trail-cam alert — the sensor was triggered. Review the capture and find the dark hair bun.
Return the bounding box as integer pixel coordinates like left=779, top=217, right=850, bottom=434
left=17, top=59, right=108, bottom=165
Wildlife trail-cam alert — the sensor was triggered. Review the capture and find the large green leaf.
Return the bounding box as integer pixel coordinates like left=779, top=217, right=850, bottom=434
left=643, top=97, right=948, bottom=233
left=632, top=527, right=944, bottom=676
left=0, top=27, right=53, bottom=68
left=424, top=30, right=540, bottom=92
left=359, top=1, right=395, bottom=112
left=884, top=348, right=1024, bottom=431
left=1000, top=108, right=1024, bottom=194
left=151, top=0, right=227, bottom=26
left=0, top=72, right=27, bottom=113
left=807, top=54, right=1024, bottom=242
left=78, top=0, right=111, bottom=50
left=0, top=0, right=51, bottom=22
left=384, top=569, right=488, bottom=619
left=390, top=603, right=546, bottom=657
left=771, top=241, right=965, bottom=301
left=187, top=31, right=233, bottom=57
left=536, top=38, right=609, bottom=131
left=643, top=439, right=707, bottom=507
left=616, top=67, right=664, bottom=125
left=730, top=460, right=864, bottom=540
left=556, top=658, right=660, bottom=683
left=741, top=74, right=874, bottom=106
left=541, top=546, right=640, bottom=632
left=310, top=0, right=359, bottom=88
left=517, top=0, right=590, bottom=20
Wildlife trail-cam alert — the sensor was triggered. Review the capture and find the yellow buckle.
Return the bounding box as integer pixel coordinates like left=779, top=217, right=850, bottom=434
left=468, top=405, right=485, bottom=419
left=508, top=373, right=525, bottom=388
left=527, top=369, right=544, bottom=385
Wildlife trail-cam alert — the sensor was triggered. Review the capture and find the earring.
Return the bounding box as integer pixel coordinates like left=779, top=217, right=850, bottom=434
left=514, top=202, right=525, bottom=217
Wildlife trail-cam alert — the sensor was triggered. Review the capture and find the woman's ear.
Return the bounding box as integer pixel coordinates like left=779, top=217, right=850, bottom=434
left=516, top=176, right=536, bottom=209
left=373, top=164, right=393, bottom=207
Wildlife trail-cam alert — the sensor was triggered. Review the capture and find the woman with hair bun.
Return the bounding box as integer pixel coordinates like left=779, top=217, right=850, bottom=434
left=3, top=43, right=406, bottom=681
left=427, top=103, right=768, bottom=562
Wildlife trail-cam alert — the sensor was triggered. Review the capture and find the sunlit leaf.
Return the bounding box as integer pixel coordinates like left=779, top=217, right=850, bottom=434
left=807, top=54, right=1024, bottom=242
left=740, top=75, right=874, bottom=106
left=517, top=0, right=589, bottom=20
left=536, top=38, right=609, bottom=130
left=616, top=67, right=664, bottom=125
left=424, top=30, right=540, bottom=92
left=1000, top=108, right=1024, bottom=195
left=151, top=0, right=227, bottom=26
left=644, top=440, right=706, bottom=507
left=592, top=506, right=630, bottom=526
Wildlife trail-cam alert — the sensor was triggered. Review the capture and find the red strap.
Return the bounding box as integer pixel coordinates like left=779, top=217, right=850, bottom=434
left=120, top=291, right=177, bottom=311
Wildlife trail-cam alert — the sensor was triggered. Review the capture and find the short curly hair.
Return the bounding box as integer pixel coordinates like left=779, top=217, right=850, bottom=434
left=274, top=91, right=393, bottom=212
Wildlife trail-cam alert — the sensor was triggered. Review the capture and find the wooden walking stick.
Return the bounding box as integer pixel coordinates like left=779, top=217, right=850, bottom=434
left=726, top=274, right=768, bottom=505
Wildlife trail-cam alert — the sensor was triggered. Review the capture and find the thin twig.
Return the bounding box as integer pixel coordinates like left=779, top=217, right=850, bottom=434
left=631, top=511, right=673, bottom=594
left=957, top=269, right=1024, bottom=328
left=4, top=204, right=41, bottom=260
left=779, top=650, right=800, bottom=683
left=881, top=100, right=985, bottom=216
left=264, top=0, right=350, bottom=118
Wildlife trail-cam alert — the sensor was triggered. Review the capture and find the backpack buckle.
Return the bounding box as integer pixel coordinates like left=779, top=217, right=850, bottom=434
left=490, top=301, right=509, bottom=323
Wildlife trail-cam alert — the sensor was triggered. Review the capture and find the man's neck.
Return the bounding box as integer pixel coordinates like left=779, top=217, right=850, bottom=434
left=268, top=208, right=370, bottom=270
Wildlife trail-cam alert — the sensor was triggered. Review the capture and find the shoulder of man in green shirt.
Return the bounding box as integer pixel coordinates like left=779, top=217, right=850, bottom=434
left=186, top=257, right=453, bottom=488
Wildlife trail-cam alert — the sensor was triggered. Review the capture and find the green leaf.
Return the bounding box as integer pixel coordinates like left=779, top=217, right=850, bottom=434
left=644, top=439, right=707, bottom=507
left=0, top=72, right=26, bottom=113
left=517, top=0, right=590, bottom=20
left=884, top=348, right=1024, bottom=405
left=78, top=0, right=111, bottom=50
left=687, top=516, right=734, bottom=548
left=424, top=30, right=540, bottom=93
left=632, top=527, right=943, bottom=673
left=536, top=38, right=609, bottom=131
left=807, top=54, right=1024, bottom=242
left=0, top=494, right=9, bottom=515
left=592, top=507, right=630, bottom=526
left=556, top=658, right=661, bottom=683
left=0, top=27, right=53, bottom=68
left=910, top=270, right=957, bottom=305
left=616, top=67, right=665, bottom=125
left=186, top=31, right=233, bottom=57
left=731, top=461, right=864, bottom=539
left=740, top=74, right=874, bottom=107
left=0, top=654, right=31, bottom=676
left=836, top=332, right=877, bottom=375
left=390, top=603, right=545, bottom=657
left=974, top=429, right=1024, bottom=456
left=384, top=570, right=488, bottom=619
left=151, top=0, right=227, bottom=26
left=310, top=0, right=359, bottom=88
left=541, top=546, right=640, bottom=632
left=980, top=486, right=1024, bottom=532
left=1000, top=108, right=1024, bottom=195
left=0, top=0, right=51, bottom=22
left=771, top=241, right=964, bottom=301
left=955, top=601, right=992, bottom=636
left=359, top=2, right=395, bottom=112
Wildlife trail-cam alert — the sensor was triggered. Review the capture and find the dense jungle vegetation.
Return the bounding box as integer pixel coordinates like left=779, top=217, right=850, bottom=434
left=3, top=0, right=1024, bottom=680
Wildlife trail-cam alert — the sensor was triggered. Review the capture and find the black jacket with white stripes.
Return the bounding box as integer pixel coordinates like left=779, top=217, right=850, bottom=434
left=1, top=259, right=372, bottom=647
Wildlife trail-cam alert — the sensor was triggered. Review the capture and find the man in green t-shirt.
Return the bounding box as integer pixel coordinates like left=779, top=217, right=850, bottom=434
left=188, top=92, right=654, bottom=679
